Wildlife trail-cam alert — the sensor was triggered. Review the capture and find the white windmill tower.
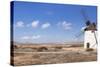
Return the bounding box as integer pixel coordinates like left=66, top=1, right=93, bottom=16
left=81, top=10, right=97, bottom=49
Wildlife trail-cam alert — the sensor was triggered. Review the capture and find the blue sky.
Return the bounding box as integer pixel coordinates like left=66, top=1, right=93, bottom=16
left=12, top=1, right=97, bottom=43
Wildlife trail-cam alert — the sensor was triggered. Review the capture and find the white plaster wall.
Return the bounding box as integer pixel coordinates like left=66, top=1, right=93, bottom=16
left=84, top=31, right=97, bottom=49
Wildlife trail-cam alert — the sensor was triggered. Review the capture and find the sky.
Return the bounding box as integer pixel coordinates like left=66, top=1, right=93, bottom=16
left=11, top=1, right=97, bottom=43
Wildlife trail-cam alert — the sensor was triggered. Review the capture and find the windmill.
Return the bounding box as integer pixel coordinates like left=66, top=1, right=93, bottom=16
left=81, top=9, right=97, bottom=49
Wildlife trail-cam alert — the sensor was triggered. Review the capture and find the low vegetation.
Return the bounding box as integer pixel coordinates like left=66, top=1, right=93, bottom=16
left=11, top=44, right=97, bottom=66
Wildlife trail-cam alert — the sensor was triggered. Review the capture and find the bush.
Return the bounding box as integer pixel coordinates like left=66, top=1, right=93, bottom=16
left=86, top=48, right=94, bottom=51
left=37, top=47, right=48, bottom=52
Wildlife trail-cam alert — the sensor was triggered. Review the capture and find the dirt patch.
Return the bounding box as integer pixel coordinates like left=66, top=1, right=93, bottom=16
left=11, top=45, right=97, bottom=66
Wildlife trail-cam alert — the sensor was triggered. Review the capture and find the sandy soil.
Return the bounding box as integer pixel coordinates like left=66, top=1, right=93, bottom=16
left=11, top=44, right=97, bottom=66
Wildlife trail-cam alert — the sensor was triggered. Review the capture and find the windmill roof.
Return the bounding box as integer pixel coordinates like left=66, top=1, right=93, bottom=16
left=84, top=24, right=97, bottom=31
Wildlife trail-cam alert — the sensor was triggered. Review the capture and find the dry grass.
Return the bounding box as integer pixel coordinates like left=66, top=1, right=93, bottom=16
left=11, top=44, right=97, bottom=66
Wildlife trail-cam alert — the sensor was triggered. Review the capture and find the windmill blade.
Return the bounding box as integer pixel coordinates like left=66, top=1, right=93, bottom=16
left=95, top=20, right=97, bottom=28
left=81, top=9, right=90, bottom=24
left=95, top=11, right=97, bottom=26
left=93, top=31, right=98, bottom=45
left=91, top=31, right=98, bottom=47
left=81, top=9, right=88, bottom=21
left=75, top=31, right=84, bottom=39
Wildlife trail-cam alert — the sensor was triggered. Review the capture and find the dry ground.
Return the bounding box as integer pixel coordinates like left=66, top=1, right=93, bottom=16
left=11, top=44, right=97, bottom=66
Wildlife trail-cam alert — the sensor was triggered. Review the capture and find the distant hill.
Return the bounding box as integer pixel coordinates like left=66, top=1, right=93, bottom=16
left=12, top=41, right=84, bottom=45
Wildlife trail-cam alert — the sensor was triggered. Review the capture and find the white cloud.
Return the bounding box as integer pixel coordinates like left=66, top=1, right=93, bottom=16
left=21, top=35, right=41, bottom=40
left=21, top=36, right=30, bottom=40
left=16, top=21, right=24, bottom=27
left=41, top=23, right=51, bottom=29
left=58, top=21, right=72, bottom=30
left=32, top=20, right=39, bottom=28
left=62, top=21, right=72, bottom=30
left=32, top=35, right=41, bottom=39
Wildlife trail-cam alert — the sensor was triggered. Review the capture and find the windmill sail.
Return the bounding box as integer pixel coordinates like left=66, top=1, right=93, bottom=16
left=93, top=31, right=98, bottom=44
